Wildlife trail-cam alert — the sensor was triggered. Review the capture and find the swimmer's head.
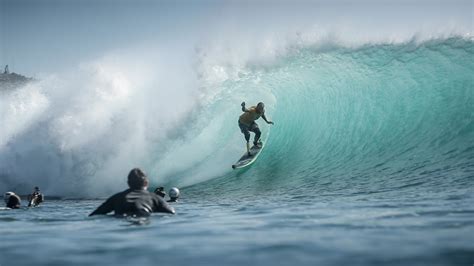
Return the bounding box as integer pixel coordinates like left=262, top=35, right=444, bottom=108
left=256, top=102, right=265, bottom=113
left=4, top=192, right=14, bottom=204
left=127, top=168, right=149, bottom=190
left=169, top=187, right=180, bottom=199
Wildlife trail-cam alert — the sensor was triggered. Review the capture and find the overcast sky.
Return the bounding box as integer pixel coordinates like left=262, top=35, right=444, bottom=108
left=1, top=0, right=472, bottom=76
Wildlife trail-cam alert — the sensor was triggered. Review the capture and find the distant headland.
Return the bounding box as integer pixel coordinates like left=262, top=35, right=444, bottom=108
left=0, top=65, right=34, bottom=89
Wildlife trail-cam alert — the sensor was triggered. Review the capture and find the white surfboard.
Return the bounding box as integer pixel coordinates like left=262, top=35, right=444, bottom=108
left=232, top=142, right=265, bottom=169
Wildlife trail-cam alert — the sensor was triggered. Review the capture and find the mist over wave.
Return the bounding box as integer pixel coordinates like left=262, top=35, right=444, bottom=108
left=0, top=48, right=200, bottom=197
left=1, top=31, right=473, bottom=198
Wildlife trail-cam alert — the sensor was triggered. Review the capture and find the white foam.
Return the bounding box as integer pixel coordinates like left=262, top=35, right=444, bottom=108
left=1, top=1, right=472, bottom=196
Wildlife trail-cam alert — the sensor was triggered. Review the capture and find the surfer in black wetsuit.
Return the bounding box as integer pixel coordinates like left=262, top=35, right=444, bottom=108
left=89, top=168, right=175, bottom=217
left=27, top=186, right=44, bottom=207
left=154, top=186, right=166, bottom=198
left=167, top=187, right=180, bottom=203
left=4, top=192, right=21, bottom=209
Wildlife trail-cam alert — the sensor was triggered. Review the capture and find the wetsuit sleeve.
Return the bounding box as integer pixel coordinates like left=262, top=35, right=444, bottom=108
left=153, top=195, right=175, bottom=214
left=89, top=196, right=115, bottom=216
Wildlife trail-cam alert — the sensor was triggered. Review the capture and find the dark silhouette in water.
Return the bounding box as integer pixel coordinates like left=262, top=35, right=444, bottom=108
left=89, top=168, right=175, bottom=217
left=154, top=186, right=166, bottom=198
left=27, top=187, right=44, bottom=207
left=167, top=187, right=180, bottom=203
left=4, top=192, right=21, bottom=209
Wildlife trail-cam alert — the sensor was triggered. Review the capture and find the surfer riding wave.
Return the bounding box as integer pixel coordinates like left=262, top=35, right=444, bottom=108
left=238, top=102, right=274, bottom=156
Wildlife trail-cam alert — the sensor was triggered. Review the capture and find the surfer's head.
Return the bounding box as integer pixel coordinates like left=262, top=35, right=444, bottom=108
left=127, top=168, right=149, bottom=190
left=4, top=192, right=14, bottom=204
left=256, top=102, right=265, bottom=113
left=169, top=187, right=180, bottom=200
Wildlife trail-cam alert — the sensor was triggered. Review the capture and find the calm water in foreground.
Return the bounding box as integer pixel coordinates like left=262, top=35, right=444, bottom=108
left=1, top=190, right=473, bottom=266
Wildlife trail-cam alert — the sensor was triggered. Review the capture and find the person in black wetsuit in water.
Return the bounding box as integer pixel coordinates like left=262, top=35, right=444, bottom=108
left=4, top=192, right=21, bottom=209
left=27, top=186, right=44, bottom=207
left=167, top=187, right=180, bottom=203
left=154, top=186, right=166, bottom=198
left=89, top=168, right=175, bottom=217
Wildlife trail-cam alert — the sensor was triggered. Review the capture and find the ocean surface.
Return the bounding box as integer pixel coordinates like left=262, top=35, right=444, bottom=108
left=1, top=37, right=473, bottom=265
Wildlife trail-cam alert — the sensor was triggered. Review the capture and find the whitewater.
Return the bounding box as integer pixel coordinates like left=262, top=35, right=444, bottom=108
left=1, top=28, right=473, bottom=265
left=1, top=36, right=472, bottom=195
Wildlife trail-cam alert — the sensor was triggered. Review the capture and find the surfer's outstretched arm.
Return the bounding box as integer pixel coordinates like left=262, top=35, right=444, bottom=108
left=262, top=114, right=274, bottom=125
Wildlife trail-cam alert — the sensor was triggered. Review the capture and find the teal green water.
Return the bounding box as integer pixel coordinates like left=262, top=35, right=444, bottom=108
left=1, top=37, right=473, bottom=266
left=183, top=37, right=473, bottom=196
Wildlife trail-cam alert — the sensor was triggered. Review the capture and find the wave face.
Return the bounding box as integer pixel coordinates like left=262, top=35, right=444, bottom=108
left=1, top=37, right=473, bottom=198
left=184, top=37, right=474, bottom=197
